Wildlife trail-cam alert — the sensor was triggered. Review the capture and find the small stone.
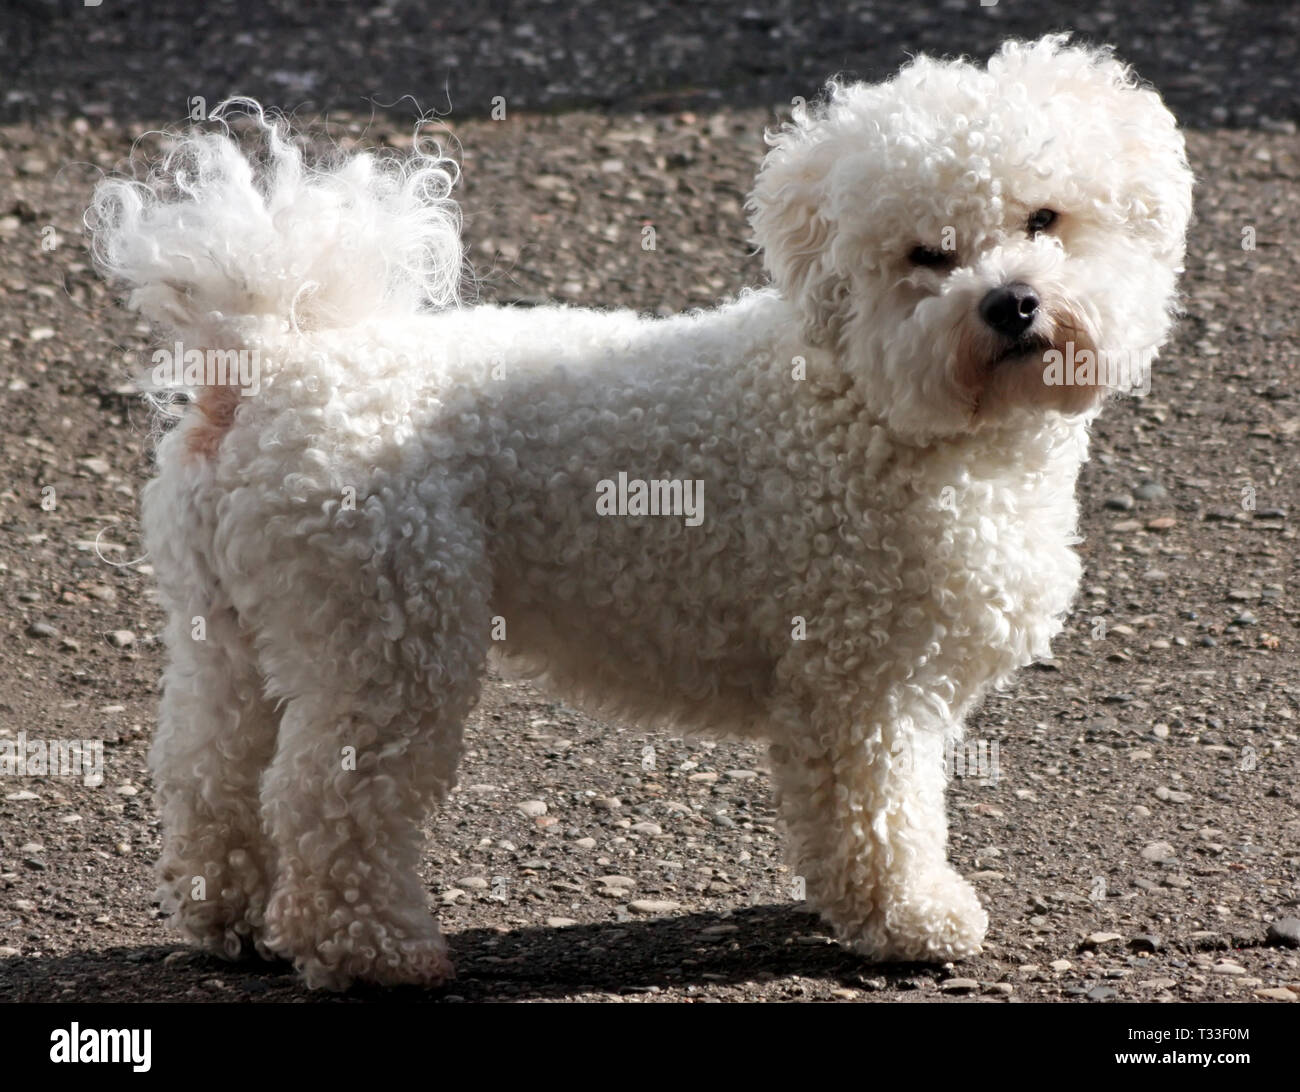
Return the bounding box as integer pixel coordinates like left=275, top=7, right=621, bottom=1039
left=1254, top=988, right=1296, bottom=1001
left=1105, top=494, right=1135, bottom=512
left=79, top=457, right=112, bottom=476
left=1146, top=517, right=1177, bottom=531
left=107, top=630, right=135, bottom=649
left=1210, top=962, right=1247, bottom=976
left=1266, top=917, right=1300, bottom=948
left=687, top=772, right=718, bottom=783
left=592, top=796, right=622, bottom=810
left=546, top=917, right=577, bottom=928
left=984, top=982, right=1014, bottom=996
left=26, top=621, right=57, bottom=639
left=628, top=899, right=680, bottom=915
left=1141, top=841, right=1177, bottom=862
left=115, top=783, right=139, bottom=796
left=629, top=821, right=663, bottom=836
left=572, top=837, right=597, bottom=850
left=939, top=977, right=979, bottom=993
left=1129, top=933, right=1162, bottom=953
left=517, top=799, right=547, bottom=818
left=1086, top=986, right=1117, bottom=1001
left=5, top=790, right=39, bottom=802
left=596, top=875, right=635, bottom=889
left=1084, top=932, right=1124, bottom=947
left=1139, top=977, right=1178, bottom=990
left=0, top=946, right=20, bottom=958
left=440, top=888, right=466, bottom=904
left=1133, top=481, right=1167, bottom=501
left=1049, top=959, right=1072, bottom=972
left=458, top=876, right=490, bottom=890
left=724, top=769, right=759, bottom=780
left=1154, top=785, right=1192, bottom=804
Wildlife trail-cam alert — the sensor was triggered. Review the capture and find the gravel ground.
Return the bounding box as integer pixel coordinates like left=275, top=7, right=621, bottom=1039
left=1, top=1, right=1298, bottom=1004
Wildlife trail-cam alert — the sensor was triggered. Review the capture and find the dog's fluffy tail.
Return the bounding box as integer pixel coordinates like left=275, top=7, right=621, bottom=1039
left=87, top=99, right=464, bottom=354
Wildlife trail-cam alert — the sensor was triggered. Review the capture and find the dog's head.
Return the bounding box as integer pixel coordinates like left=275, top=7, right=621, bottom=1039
left=748, top=34, right=1194, bottom=438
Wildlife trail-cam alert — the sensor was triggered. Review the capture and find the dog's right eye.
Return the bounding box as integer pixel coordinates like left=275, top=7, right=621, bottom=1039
left=908, top=245, right=954, bottom=269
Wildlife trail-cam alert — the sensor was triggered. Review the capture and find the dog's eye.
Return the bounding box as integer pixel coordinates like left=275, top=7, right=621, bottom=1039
left=908, top=245, right=954, bottom=269
left=1027, top=208, right=1058, bottom=236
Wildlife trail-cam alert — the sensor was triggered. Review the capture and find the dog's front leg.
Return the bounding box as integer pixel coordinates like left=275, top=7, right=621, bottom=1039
left=770, top=706, right=987, bottom=962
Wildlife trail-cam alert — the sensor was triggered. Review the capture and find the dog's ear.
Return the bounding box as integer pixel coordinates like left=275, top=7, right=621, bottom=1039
left=747, top=110, right=849, bottom=347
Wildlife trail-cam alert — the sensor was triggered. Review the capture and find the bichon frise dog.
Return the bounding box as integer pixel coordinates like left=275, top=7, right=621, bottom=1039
left=89, top=34, right=1192, bottom=989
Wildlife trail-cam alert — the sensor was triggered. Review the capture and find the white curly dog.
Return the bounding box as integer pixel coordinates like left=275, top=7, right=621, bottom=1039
left=90, top=35, right=1192, bottom=989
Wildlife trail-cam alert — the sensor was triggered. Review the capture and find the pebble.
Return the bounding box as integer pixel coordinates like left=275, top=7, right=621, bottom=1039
left=1105, top=494, right=1135, bottom=512
left=1154, top=786, right=1192, bottom=804
left=939, top=977, right=979, bottom=993
left=1146, top=517, right=1177, bottom=531
left=1133, top=480, right=1167, bottom=501
left=629, top=821, right=663, bottom=836
left=546, top=917, right=577, bottom=928
left=1266, top=917, right=1300, bottom=948
left=1085, top=932, right=1124, bottom=946
left=1254, top=988, right=1296, bottom=1001
left=572, top=837, right=597, bottom=850
left=1140, top=841, right=1177, bottom=862
left=1210, top=962, right=1247, bottom=976
left=5, top=790, right=39, bottom=802
left=724, top=769, right=759, bottom=781
left=596, top=875, right=635, bottom=888
left=628, top=899, right=680, bottom=915
left=107, top=630, right=135, bottom=649
left=1049, top=959, right=1072, bottom=972
left=592, top=796, right=621, bottom=810
left=0, top=946, right=20, bottom=958
left=1129, top=934, right=1162, bottom=953
left=517, top=799, right=548, bottom=818
left=458, top=876, right=489, bottom=890
left=26, top=621, right=56, bottom=639
left=1140, top=977, right=1178, bottom=990
left=1086, top=986, right=1117, bottom=1001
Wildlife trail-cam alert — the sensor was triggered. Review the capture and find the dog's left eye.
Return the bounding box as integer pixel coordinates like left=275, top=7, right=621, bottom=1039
left=1027, top=208, right=1058, bottom=236
left=908, top=245, right=954, bottom=269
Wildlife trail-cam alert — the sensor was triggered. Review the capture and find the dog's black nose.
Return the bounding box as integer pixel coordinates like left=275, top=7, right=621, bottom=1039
left=979, top=282, right=1039, bottom=339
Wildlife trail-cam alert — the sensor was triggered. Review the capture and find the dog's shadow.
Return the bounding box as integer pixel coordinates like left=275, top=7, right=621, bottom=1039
left=2, top=905, right=938, bottom=1002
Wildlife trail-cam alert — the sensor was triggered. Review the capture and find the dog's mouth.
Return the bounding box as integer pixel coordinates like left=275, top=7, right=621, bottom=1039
left=988, top=334, right=1054, bottom=369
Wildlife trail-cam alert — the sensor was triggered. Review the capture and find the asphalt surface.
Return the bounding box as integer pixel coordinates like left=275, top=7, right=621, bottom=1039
left=0, top=1, right=1298, bottom=1005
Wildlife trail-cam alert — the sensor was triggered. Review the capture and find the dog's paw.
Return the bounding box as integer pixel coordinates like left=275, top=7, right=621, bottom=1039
left=835, top=869, right=989, bottom=963
left=299, top=935, right=456, bottom=991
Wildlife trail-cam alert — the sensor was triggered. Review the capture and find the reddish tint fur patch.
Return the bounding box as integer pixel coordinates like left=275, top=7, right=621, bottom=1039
left=186, top=383, right=243, bottom=458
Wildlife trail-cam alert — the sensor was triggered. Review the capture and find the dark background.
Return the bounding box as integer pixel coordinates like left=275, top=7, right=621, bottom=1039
left=3, top=0, right=1297, bottom=128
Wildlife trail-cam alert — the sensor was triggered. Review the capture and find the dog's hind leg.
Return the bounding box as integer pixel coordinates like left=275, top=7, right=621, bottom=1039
left=145, top=462, right=280, bottom=961
left=151, top=597, right=280, bottom=961
left=254, top=532, right=491, bottom=990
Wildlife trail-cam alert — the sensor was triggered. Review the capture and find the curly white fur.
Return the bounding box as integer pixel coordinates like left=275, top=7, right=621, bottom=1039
left=88, top=37, right=1192, bottom=989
